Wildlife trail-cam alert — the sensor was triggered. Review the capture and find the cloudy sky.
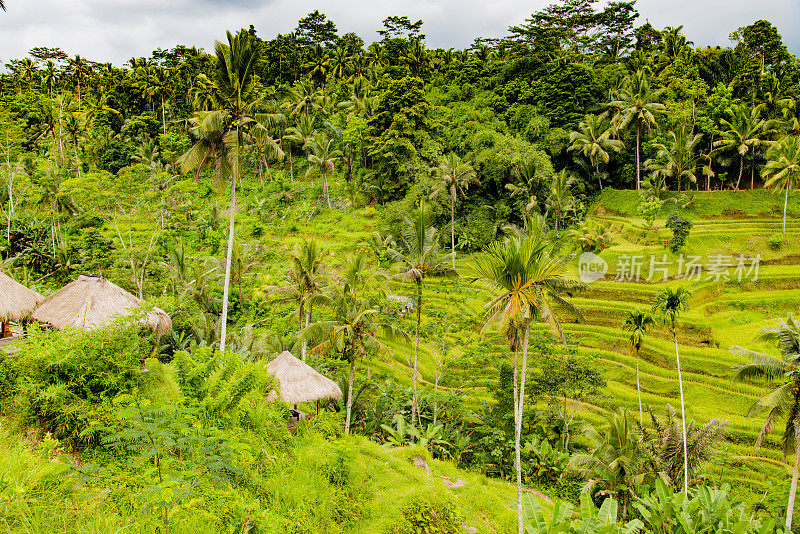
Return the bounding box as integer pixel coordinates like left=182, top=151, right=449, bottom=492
left=0, top=0, right=797, bottom=66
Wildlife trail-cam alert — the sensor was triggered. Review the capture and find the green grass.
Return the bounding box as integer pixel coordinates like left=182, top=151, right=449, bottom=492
left=0, top=421, right=522, bottom=534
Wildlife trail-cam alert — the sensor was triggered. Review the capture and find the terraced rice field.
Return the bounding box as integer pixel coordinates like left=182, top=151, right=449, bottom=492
left=370, top=190, right=800, bottom=505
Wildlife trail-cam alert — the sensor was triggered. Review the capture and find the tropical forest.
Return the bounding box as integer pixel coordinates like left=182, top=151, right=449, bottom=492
left=0, top=1, right=799, bottom=532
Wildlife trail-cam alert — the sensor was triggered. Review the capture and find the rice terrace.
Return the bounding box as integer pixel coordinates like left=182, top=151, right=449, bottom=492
left=0, top=1, right=799, bottom=532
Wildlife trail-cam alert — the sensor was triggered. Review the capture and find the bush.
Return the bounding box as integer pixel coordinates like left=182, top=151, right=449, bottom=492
left=389, top=494, right=460, bottom=534
left=6, top=324, right=152, bottom=445
left=769, top=233, right=783, bottom=250
left=665, top=212, right=693, bottom=253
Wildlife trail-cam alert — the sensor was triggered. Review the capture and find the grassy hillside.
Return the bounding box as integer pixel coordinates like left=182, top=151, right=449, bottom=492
left=3, top=183, right=798, bottom=529
left=0, top=421, right=523, bottom=533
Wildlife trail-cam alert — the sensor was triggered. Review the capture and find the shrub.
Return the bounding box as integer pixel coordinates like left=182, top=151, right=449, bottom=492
left=7, top=324, right=152, bottom=445
left=769, top=233, right=783, bottom=250
left=665, top=212, right=693, bottom=253
left=389, top=494, right=460, bottom=534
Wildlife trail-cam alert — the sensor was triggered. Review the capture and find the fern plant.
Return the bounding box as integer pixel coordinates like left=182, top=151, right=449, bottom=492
left=173, top=347, right=272, bottom=422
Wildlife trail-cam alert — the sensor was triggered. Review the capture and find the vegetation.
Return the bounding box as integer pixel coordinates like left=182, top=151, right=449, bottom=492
left=0, top=2, right=799, bottom=532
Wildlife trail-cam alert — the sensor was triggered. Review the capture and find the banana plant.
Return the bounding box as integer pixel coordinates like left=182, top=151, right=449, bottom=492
left=524, top=493, right=643, bottom=534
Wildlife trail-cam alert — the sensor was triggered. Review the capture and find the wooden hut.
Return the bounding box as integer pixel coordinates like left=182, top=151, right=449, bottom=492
left=267, top=351, right=343, bottom=406
left=32, top=274, right=171, bottom=335
left=0, top=272, right=43, bottom=338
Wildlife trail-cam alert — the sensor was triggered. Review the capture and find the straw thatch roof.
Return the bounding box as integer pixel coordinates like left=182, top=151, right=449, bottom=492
left=267, top=351, right=343, bottom=405
left=32, top=274, right=171, bottom=336
left=0, top=272, right=44, bottom=323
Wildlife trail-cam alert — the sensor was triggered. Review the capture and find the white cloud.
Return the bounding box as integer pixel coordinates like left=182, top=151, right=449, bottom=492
left=0, top=0, right=796, bottom=66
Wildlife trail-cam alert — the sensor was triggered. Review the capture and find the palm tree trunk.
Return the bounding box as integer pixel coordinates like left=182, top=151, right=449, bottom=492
left=219, top=168, right=236, bottom=352
left=735, top=155, right=744, bottom=191
left=161, top=95, right=166, bottom=136
left=412, top=279, right=422, bottom=426
left=324, top=172, right=331, bottom=208
left=345, top=355, right=356, bottom=435
left=515, top=320, right=531, bottom=534
left=74, top=141, right=81, bottom=179
left=636, top=352, right=643, bottom=423
left=787, top=447, right=800, bottom=531
left=674, top=331, right=689, bottom=494
left=595, top=161, right=604, bottom=190
left=299, top=299, right=307, bottom=360
left=783, top=181, right=789, bottom=235
left=636, top=122, right=641, bottom=191
left=451, top=193, right=456, bottom=270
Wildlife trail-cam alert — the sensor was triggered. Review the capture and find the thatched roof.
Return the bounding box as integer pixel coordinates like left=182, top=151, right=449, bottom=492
left=32, top=274, right=171, bottom=336
left=267, top=351, right=343, bottom=405
left=0, top=272, right=44, bottom=323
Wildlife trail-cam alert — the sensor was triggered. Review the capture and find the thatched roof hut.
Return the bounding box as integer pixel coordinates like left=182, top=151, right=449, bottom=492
left=267, top=351, right=343, bottom=405
left=32, top=274, right=171, bottom=336
left=0, top=272, right=44, bottom=324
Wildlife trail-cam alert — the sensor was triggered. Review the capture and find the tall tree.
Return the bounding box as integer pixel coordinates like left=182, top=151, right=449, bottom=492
left=429, top=153, right=479, bottom=269
left=295, top=10, right=339, bottom=47
left=568, top=113, right=623, bottom=190
left=713, top=103, right=768, bottom=191
left=732, top=314, right=800, bottom=531
left=469, top=235, right=582, bottom=534
left=388, top=200, right=453, bottom=424
left=306, top=132, right=341, bottom=208
left=177, top=29, right=263, bottom=352
left=546, top=169, right=576, bottom=234
left=610, top=70, right=665, bottom=190
left=622, top=309, right=655, bottom=422
left=650, top=123, right=703, bottom=191
left=652, top=286, right=693, bottom=494
left=762, top=136, right=799, bottom=234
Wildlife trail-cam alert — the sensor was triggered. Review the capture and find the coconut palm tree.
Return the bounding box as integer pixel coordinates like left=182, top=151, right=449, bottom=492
left=713, top=103, right=769, bottom=191
left=568, top=113, right=623, bottom=190
left=267, top=239, right=326, bottom=361
left=652, top=285, right=692, bottom=494
left=469, top=235, right=582, bottom=534
left=430, top=153, right=479, bottom=270
left=388, top=200, right=453, bottom=425
left=67, top=55, right=90, bottom=109
left=303, top=253, right=408, bottom=434
left=610, top=70, right=666, bottom=190
left=280, top=80, right=323, bottom=119
left=732, top=314, right=800, bottom=531
left=42, top=61, right=58, bottom=97
left=546, top=169, right=577, bottom=234
left=283, top=113, right=316, bottom=183
left=570, top=409, right=645, bottom=518
left=306, top=132, right=341, bottom=208
left=623, top=309, right=655, bottom=423
left=177, top=29, right=263, bottom=352
left=762, top=136, right=800, bottom=234
left=649, top=123, right=703, bottom=191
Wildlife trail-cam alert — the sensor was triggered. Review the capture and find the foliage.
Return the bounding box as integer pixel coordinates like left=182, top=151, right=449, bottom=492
left=664, top=212, right=693, bottom=253
left=2, top=325, right=152, bottom=445
left=634, top=479, right=782, bottom=534
left=388, top=494, right=460, bottom=534
left=524, top=492, right=644, bottom=534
